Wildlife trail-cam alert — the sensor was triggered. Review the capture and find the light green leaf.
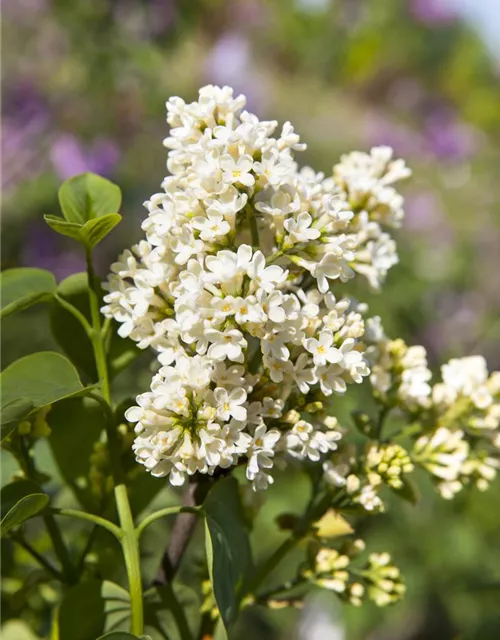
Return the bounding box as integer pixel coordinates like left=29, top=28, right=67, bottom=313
left=204, top=477, right=253, bottom=631
left=1, top=398, right=34, bottom=442
left=0, top=268, right=56, bottom=319
left=1, top=352, right=88, bottom=417
left=1, top=620, right=42, bottom=640
left=44, top=213, right=122, bottom=249
left=80, top=214, right=122, bottom=249
left=58, top=173, right=122, bottom=225
left=43, top=215, right=83, bottom=241
left=1, top=481, right=48, bottom=537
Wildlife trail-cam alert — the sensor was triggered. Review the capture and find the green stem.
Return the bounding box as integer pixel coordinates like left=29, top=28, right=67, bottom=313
left=85, top=248, right=144, bottom=635
left=43, top=513, right=76, bottom=584
left=55, top=508, right=122, bottom=540
left=85, top=247, right=110, bottom=401
left=136, top=505, right=202, bottom=539
left=245, top=204, right=260, bottom=249
left=11, top=533, right=63, bottom=581
left=115, top=484, right=143, bottom=636
left=255, top=576, right=307, bottom=603
left=375, top=405, right=390, bottom=441
left=165, top=583, right=193, bottom=640
left=245, top=491, right=333, bottom=597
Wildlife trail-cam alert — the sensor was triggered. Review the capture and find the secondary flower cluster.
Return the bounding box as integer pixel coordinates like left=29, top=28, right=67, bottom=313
left=304, top=538, right=405, bottom=607
left=103, top=85, right=411, bottom=489
left=320, top=317, right=500, bottom=509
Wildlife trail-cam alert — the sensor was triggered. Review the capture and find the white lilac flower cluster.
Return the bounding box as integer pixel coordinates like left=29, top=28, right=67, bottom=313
left=102, top=85, right=411, bottom=490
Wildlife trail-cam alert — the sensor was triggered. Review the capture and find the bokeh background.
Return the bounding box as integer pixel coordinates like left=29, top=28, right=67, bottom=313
left=2, top=1, right=500, bottom=638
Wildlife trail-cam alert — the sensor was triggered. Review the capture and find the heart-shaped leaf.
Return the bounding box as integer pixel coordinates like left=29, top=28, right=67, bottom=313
left=1, top=493, right=49, bottom=536
left=204, top=477, right=253, bottom=631
left=1, top=352, right=91, bottom=423
left=0, top=268, right=56, bottom=319
left=80, top=214, right=122, bottom=249
left=43, top=215, right=83, bottom=241
left=58, top=173, right=122, bottom=225
left=44, top=213, right=122, bottom=249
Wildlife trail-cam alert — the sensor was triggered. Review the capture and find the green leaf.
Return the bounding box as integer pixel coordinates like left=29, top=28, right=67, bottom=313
left=57, top=580, right=106, bottom=640
left=144, top=584, right=201, bottom=640
left=1, top=352, right=88, bottom=418
left=1, top=620, right=42, bottom=640
left=1, top=398, right=34, bottom=442
left=80, top=214, right=122, bottom=249
left=44, top=213, right=122, bottom=249
left=0, top=268, right=56, bottom=319
left=1, top=479, right=43, bottom=519
left=43, top=215, right=83, bottom=241
left=1, top=493, right=49, bottom=536
left=47, top=397, right=106, bottom=512
left=391, top=476, right=420, bottom=505
left=58, top=173, right=122, bottom=225
left=204, top=477, right=253, bottom=631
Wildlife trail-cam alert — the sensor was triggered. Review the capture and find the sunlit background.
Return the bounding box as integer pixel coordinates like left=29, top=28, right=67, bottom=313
left=2, top=1, right=500, bottom=638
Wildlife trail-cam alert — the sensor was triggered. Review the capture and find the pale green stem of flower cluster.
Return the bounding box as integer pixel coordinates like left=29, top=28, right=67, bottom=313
left=84, top=248, right=144, bottom=635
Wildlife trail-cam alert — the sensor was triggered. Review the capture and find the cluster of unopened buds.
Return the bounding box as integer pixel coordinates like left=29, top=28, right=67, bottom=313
left=303, top=539, right=405, bottom=607
left=102, top=85, right=500, bottom=608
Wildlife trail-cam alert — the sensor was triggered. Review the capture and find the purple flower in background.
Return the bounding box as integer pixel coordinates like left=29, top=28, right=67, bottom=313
left=410, top=0, right=456, bottom=25
left=21, top=223, right=86, bottom=281
left=1, top=82, right=49, bottom=192
left=50, top=134, right=119, bottom=180
left=405, top=190, right=446, bottom=232
left=423, top=109, right=479, bottom=161
left=204, top=32, right=268, bottom=111
left=363, top=112, right=422, bottom=157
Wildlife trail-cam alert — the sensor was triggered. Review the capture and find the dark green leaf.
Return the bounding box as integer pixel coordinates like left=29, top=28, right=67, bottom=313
left=391, top=476, right=420, bottom=505
left=58, top=173, right=122, bottom=225
left=0, top=268, right=56, bottom=319
left=1, top=480, right=43, bottom=520
left=47, top=397, right=106, bottom=512
left=81, top=214, right=122, bottom=249
left=1, top=494, right=49, bottom=536
left=43, top=215, right=83, bottom=241
left=1, top=352, right=88, bottom=417
left=1, top=398, right=34, bottom=442
left=58, top=580, right=106, bottom=640
left=204, top=477, right=253, bottom=631
left=144, top=583, right=201, bottom=640
left=50, top=273, right=97, bottom=379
